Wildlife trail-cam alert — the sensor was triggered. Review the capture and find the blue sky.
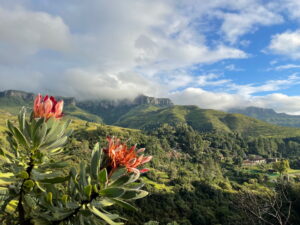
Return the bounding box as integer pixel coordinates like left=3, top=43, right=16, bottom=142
left=2, top=0, right=300, bottom=114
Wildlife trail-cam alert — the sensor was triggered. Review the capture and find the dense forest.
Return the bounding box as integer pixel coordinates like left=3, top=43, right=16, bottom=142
left=68, top=122, right=300, bottom=225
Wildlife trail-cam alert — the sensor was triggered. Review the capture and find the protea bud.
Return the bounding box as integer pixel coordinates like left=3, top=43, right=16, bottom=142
left=33, top=94, right=64, bottom=120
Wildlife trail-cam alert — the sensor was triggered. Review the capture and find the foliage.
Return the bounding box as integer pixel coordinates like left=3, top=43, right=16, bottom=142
left=0, top=105, right=150, bottom=224
left=273, top=160, right=290, bottom=175
left=1, top=93, right=300, bottom=224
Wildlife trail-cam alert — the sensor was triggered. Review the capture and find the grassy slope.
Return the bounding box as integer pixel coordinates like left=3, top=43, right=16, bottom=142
left=116, top=105, right=300, bottom=137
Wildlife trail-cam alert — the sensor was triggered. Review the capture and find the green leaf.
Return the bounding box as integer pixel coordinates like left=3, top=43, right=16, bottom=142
left=94, top=198, right=114, bottom=207
left=90, top=143, right=102, bottom=180
left=32, top=170, right=64, bottom=180
left=18, top=107, right=26, bottom=132
left=31, top=218, right=51, bottom=225
left=0, top=195, right=15, bottom=212
left=124, top=182, right=144, bottom=190
left=99, top=188, right=124, bottom=198
left=0, top=147, right=14, bottom=161
left=32, top=117, right=45, bottom=135
left=79, top=162, right=87, bottom=188
left=111, top=199, right=137, bottom=211
left=61, top=194, right=69, bottom=205
left=13, top=126, right=29, bottom=150
left=24, top=194, right=36, bottom=209
left=109, top=175, right=130, bottom=187
left=38, top=175, right=69, bottom=184
left=42, top=120, right=64, bottom=145
left=110, top=167, right=127, bottom=182
left=6, top=120, right=14, bottom=134
left=33, top=122, right=48, bottom=148
left=88, top=205, right=124, bottom=225
left=127, top=171, right=140, bottom=184
left=120, top=190, right=148, bottom=200
left=46, top=192, right=53, bottom=205
left=5, top=199, right=18, bottom=214
left=17, top=171, right=29, bottom=179
left=43, top=136, right=68, bottom=151
left=98, top=168, right=108, bottom=189
left=84, top=185, right=92, bottom=198
left=70, top=167, right=77, bottom=179
left=0, top=187, right=8, bottom=195
left=46, top=161, right=69, bottom=169
left=35, top=181, right=46, bottom=192
left=24, top=120, right=33, bottom=140
left=44, top=120, right=71, bottom=146
left=0, top=147, right=5, bottom=156
left=0, top=172, right=16, bottom=185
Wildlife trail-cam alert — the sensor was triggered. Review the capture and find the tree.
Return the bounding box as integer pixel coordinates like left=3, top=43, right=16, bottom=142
left=273, top=160, right=290, bottom=175
left=236, top=182, right=292, bottom=225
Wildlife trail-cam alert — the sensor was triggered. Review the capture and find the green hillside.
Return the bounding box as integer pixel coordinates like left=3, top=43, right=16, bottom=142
left=229, top=106, right=300, bottom=127
left=1, top=104, right=300, bottom=224
left=2, top=90, right=300, bottom=138
left=116, top=105, right=300, bottom=137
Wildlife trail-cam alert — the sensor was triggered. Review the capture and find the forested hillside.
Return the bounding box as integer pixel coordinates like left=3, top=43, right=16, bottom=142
left=1, top=99, right=300, bottom=224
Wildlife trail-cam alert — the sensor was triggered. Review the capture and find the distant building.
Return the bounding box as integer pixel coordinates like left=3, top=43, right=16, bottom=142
left=242, top=158, right=266, bottom=166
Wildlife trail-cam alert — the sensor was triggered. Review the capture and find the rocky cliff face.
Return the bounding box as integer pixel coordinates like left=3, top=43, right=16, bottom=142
left=0, top=90, right=173, bottom=107
left=133, top=95, right=173, bottom=106
left=0, top=90, right=35, bottom=101
left=78, top=94, right=173, bottom=109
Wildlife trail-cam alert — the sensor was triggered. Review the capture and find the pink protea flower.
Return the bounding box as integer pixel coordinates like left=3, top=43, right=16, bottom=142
left=33, top=94, right=64, bottom=119
left=105, top=137, right=152, bottom=174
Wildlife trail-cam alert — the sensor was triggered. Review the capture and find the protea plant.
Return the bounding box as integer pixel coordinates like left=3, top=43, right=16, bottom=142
left=0, top=95, right=152, bottom=225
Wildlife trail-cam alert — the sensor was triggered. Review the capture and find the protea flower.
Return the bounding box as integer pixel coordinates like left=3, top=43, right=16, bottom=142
left=105, top=137, right=152, bottom=174
left=33, top=94, right=64, bottom=119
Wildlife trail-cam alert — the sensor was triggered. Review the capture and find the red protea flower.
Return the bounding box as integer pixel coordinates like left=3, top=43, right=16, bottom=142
left=33, top=94, right=64, bottom=119
left=105, top=137, right=152, bottom=174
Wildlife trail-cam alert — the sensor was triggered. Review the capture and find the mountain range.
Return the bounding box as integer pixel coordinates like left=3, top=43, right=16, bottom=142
left=1, top=90, right=300, bottom=137
left=228, top=106, right=300, bottom=127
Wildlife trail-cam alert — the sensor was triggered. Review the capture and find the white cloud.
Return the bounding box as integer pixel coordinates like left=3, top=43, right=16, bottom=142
left=281, top=0, right=300, bottom=21
left=0, top=6, right=71, bottom=61
left=229, top=74, right=300, bottom=96
left=170, top=88, right=300, bottom=115
left=54, top=68, right=158, bottom=100
left=170, top=87, right=248, bottom=110
left=274, top=64, right=300, bottom=70
left=268, top=30, right=300, bottom=59
left=168, top=74, right=300, bottom=114
left=253, top=93, right=300, bottom=115
left=1, top=0, right=300, bottom=116
left=196, top=73, right=230, bottom=87
left=0, top=0, right=249, bottom=99
left=270, top=60, right=278, bottom=65
left=217, top=4, right=283, bottom=43
left=225, top=64, right=243, bottom=71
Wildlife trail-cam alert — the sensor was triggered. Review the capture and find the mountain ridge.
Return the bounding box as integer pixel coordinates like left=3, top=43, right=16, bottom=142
left=228, top=106, right=300, bottom=127
left=1, top=90, right=300, bottom=137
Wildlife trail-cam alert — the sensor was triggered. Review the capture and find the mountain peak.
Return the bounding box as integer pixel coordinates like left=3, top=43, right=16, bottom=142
left=133, top=94, right=173, bottom=106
